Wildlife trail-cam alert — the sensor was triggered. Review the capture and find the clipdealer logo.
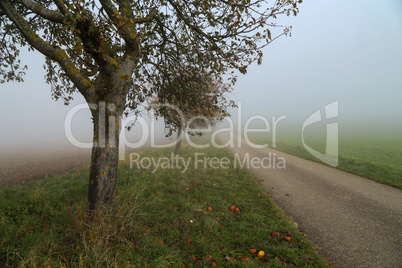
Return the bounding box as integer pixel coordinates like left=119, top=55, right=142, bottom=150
left=302, top=101, right=338, bottom=167
left=63, top=100, right=338, bottom=169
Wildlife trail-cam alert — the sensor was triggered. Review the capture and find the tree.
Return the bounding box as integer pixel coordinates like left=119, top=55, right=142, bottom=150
left=147, top=67, right=234, bottom=155
left=0, top=0, right=300, bottom=211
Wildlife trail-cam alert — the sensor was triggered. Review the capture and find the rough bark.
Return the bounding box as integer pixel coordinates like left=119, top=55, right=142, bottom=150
left=87, top=96, right=125, bottom=212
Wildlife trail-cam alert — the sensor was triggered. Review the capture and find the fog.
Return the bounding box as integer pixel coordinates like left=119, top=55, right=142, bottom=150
left=1, top=0, right=401, bottom=154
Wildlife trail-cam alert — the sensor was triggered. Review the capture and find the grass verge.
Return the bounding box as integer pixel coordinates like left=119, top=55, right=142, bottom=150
left=249, top=134, right=402, bottom=189
left=0, top=145, right=327, bottom=267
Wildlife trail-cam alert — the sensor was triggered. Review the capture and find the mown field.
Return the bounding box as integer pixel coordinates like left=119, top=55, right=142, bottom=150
left=247, top=126, right=402, bottom=189
left=0, top=144, right=327, bottom=267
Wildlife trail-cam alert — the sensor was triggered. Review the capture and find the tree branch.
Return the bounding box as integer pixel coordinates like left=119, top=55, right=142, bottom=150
left=98, top=0, right=141, bottom=64
left=0, top=1, right=90, bottom=95
left=134, top=9, right=158, bottom=24
left=98, top=0, right=134, bottom=43
left=15, top=0, right=64, bottom=23
left=166, top=0, right=224, bottom=56
left=53, top=0, right=68, bottom=15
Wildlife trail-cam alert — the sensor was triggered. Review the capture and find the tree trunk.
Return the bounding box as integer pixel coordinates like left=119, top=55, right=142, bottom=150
left=175, top=126, right=183, bottom=155
left=87, top=99, right=124, bottom=212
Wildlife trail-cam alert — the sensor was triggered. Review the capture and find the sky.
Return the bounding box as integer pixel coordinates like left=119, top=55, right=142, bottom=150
left=0, top=0, right=401, bottom=151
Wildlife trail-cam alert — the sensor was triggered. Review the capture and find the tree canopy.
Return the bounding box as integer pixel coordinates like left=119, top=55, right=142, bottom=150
left=149, top=68, right=233, bottom=135
left=146, top=67, right=234, bottom=153
left=1, top=0, right=299, bottom=108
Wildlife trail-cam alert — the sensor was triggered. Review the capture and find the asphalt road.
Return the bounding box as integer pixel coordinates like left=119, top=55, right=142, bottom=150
left=225, top=137, right=402, bottom=268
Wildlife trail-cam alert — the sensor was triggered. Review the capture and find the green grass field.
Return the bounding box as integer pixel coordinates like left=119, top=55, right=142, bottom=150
left=0, top=144, right=327, bottom=267
left=247, top=126, right=402, bottom=189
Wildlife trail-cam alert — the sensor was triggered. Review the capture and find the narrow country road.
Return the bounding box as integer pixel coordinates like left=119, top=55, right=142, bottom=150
left=224, top=137, right=402, bottom=268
